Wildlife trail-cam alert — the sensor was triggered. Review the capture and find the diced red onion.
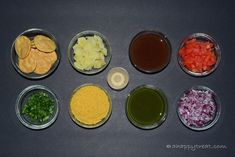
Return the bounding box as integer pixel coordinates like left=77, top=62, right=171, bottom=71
left=178, top=89, right=216, bottom=128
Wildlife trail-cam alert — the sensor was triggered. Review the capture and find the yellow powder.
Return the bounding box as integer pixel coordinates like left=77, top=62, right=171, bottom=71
left=70, top=85, right=110, bottom=125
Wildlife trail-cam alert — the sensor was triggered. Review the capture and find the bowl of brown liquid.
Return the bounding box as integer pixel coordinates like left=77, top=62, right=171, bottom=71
left=129, top=31, right=171, bottom=73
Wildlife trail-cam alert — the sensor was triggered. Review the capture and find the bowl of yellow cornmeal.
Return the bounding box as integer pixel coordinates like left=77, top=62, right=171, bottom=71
left=69, top=84, right=112, bottom=128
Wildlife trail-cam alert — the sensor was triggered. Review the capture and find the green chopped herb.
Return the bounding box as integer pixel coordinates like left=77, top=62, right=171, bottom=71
left=22, top=91, right=55, bottom=123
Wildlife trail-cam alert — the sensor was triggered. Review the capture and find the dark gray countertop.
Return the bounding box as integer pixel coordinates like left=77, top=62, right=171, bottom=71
left=0, top=0, right=234, bottom=156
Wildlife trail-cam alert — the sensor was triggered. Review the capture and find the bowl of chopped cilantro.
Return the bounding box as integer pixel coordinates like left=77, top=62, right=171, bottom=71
left=15, top=85, right=59, bottom=130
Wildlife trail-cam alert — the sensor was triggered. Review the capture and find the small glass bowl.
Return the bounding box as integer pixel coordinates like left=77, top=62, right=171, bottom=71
left=126, top=85, right=168, bottom=129
left=15, top=85, right=59, bottom=130
left=11, top=28, right=60, bottom=79
left=107, top=67, right=129, bottom=90
left=177, top=33, right=221, bottom=77
left=176, top=86, right=221, bottom=131
left=69, top=84, right=112, bottom=128
left=67, top=30, right=112, bottom=75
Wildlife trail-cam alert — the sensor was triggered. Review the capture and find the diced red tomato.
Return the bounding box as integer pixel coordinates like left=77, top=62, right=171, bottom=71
left=179, top=39, right=217, bottom=73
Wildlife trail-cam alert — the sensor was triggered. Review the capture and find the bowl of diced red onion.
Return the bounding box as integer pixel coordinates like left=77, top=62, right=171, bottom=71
left=177, top=86, right=221, bottom=131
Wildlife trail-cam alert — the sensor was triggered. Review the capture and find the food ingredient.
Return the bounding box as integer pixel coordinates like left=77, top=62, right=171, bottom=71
left=15, top=35, right=31, bottom=59
left=73, top=35, right=107, bottom=71
left=179, top=38, right=216, bottom=73
left=18, top=50, right=37, bottom=73
left=178, top=88, right=217, bottom=128
left=126, top=86, right=167, bottom=128
left=129, top=31, right=171, bottom=73
left=70, top=85, right=111, bottom=126
left=34, top=35, right=56, bottom=52
left=107, top=67, right=129, bottom=90
left=21, top=91, right=55, bottom=123
left=15, top=35, right=58, bottom=74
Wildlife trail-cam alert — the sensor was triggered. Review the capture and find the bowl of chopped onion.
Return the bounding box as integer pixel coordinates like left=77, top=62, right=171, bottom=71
left=177, top=86, right=221, bottom=131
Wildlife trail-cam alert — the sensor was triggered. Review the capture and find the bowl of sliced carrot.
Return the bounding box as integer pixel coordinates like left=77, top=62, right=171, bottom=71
left=177, top=33, right=221, bottom=77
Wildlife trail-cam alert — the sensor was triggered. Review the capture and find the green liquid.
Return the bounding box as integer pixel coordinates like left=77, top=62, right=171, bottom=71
left=126, top=86, right=167, bottom=128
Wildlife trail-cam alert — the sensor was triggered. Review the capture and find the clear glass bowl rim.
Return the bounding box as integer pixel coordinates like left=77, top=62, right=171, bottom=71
left=68, top=83, right=112, bottom=128
left=176, top=85, right=221, bottom=131
left=126, top=85, right=168, bottom=130
left=67, top=30, right=112, bottom=75
left=177, top=32, right=221, bottom=77
left=15, top=85, right=59, bottom=130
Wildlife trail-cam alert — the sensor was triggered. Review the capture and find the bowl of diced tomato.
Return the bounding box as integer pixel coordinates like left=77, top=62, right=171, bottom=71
left=177, top=33, right=221, bottom=77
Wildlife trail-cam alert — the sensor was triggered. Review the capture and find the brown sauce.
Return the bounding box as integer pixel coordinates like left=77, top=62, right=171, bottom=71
left=129, top=31, right=171, bottom=73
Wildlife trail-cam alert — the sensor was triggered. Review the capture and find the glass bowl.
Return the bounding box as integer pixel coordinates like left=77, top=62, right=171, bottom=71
left=107, top=67, right=129, bottom=90
left=129, top=31, right=171, bottom=73
left=15, top=85, right=59, bottom=130
left=177, top=33, right=221, bottom=77
left=67, top=30, right=112, bottom=75
left=69, top=84, right=112, bottom=128
left=11, top=28, right=60, bottom=79
left=176, top=86, right=221, bottom=131
left=126, top=85, right=168, bottom=129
